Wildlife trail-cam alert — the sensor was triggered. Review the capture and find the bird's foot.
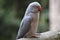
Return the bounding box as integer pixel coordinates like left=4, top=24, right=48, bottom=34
left=30, top=35, right=39, bottom=38
left=30, top=33, right=40, bottom=38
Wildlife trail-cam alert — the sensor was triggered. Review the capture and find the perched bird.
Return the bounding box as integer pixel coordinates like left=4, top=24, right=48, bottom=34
left=16, top=2, right=42, bottom=39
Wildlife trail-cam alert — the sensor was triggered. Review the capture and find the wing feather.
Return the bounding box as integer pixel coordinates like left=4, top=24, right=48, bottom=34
left=16, top=16, right=32, bottom=39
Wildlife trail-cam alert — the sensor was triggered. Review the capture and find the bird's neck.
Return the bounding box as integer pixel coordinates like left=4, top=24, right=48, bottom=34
left=30, top=12, right=40, bottom=16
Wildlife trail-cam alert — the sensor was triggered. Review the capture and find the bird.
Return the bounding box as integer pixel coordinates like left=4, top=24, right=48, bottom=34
left=16, top=2, right=42, bottom=39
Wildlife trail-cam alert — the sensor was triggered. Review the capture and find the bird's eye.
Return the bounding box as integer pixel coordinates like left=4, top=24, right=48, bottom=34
left=32, top=6, right=35, bottom=7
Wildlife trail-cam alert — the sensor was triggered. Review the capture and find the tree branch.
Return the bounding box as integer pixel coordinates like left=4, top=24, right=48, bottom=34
left=17, top=31, right=60, bottom=40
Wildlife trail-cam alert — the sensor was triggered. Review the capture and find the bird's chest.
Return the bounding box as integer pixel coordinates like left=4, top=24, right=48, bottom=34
left=31, top=13, right=39, bottom=26
left=29, top=13, right=39, bottom=33
left=32, top=16, right=38, bottom=26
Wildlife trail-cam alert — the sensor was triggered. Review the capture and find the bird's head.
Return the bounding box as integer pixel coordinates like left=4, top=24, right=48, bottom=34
left=27, top=2, right=42, bottom=13
left=25, top=2, right=42, bottom=16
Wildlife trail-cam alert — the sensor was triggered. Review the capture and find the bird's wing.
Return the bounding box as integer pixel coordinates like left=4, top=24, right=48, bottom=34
left=16, top=16, right=32, bottom=39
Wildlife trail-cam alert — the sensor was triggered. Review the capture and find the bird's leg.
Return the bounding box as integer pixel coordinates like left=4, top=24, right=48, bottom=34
left=30, top=35, right=39, bottom=38
left=30, top=33, right=40, bottom=38
left=23, top=33, right=40, bottom=38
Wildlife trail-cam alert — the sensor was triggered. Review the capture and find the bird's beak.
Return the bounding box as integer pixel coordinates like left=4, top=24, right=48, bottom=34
left=37, top=6, right=42, bottom=12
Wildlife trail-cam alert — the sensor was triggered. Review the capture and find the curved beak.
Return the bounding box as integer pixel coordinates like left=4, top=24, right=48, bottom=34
left=37, top=6, right=42, bottom=12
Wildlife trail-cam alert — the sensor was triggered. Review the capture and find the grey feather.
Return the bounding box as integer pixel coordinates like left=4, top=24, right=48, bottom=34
left=16, top=16, right=32, bottom=39
left=16, top=2, right=41, bottom=39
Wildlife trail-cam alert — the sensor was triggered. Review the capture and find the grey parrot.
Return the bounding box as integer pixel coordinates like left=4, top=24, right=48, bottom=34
left=16, top=2, right=42, bottom=39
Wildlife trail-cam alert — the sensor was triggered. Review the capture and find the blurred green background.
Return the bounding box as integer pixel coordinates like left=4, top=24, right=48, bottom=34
left=0, top=0, right=49, bottom=40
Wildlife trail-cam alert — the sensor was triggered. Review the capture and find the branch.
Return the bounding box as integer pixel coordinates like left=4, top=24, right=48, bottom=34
left=17, top=31, right=60, bottom=40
